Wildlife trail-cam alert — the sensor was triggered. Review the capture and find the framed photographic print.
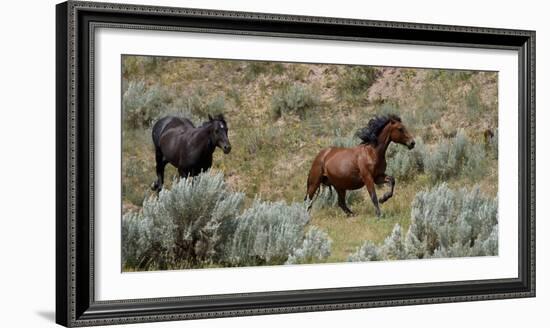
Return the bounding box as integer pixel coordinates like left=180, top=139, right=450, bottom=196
left=56, top=1, right=535, bottom=326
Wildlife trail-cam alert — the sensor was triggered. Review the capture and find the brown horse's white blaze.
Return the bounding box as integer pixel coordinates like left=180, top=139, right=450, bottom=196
left=305, top=115, right=415, bottom=217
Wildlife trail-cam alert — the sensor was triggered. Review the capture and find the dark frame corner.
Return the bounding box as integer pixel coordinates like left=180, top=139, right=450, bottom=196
left=56, top=1, right=535, bottom=326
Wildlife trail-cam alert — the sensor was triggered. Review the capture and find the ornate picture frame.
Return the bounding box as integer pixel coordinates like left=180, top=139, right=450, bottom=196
left=56, top=1, right=535, bottom=326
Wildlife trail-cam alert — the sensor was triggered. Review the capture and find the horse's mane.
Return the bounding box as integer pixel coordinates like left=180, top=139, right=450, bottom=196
left=355, top=114, right=401, bottom=145
left=200, top=114, right=227, bottom=128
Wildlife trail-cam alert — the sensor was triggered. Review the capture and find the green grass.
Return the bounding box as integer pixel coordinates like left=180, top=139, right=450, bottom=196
left=121, top=56, right=499, bottom=265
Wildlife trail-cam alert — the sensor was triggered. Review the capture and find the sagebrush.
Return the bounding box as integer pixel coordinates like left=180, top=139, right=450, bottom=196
left=335, top=66, right=379, bottom=103
left=123, top=81, right=172, bottom=129
left=226, top=199, right=331, bottom=266
left=349, top=183, right=498, bottom=261
left=312, top=186, right=362, bottom=211
left=386, top=139, right=426, bottom=180
left=423, top=130, right=488, bottom=181
left=122, top=172, right=332, bottom=270
left=122, top=171, right=244, bottom=270
left=271, top=83, right=320, bottom=120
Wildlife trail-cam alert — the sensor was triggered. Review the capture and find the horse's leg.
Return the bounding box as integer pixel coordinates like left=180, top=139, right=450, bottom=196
left=178, top=166, right=190, bottom=179
left=336, top=188, right=353, bottom=216
left=327, top=184, right=333, bottom=201
left=152, top=147, right=166, bottom=192
left=377, top=175, right=395, bottom=204
left=362, top=174, right=381, bottom=217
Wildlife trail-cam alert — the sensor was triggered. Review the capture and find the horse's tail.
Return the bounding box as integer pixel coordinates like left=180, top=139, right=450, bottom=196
left=151, top=116, right=172, bottom=148
left=305, top=148, right=331, bottom=204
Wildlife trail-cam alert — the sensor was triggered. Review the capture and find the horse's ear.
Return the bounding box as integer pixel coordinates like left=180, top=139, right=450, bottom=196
left=208, top=114, right=214, bottom=121
left=389, top=117, right=399, bottom=125
left=217, top=113, right=225, bottom=121
left=388, top=114, right=401, bottom=124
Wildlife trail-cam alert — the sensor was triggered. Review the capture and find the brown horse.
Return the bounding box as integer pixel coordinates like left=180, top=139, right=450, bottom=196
left=305, top=115, right=415, bottom=217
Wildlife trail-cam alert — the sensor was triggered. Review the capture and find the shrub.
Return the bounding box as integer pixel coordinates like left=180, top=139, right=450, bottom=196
left=121, top=211, right=155, bottom=269
left=123, top=81, right=172, bottom=129
left=381, top=224, right=408, bottom=260
left=331, top=136, right=357, bottom=148
left=423, top=130, right=479, bottom=182
left=412, top=76, right=448, bottom=127
left=271, top=83, right=320, bottom=120
left=122, top=172, right=332, bottom=270
left=179, top=87, right=226, bottom=118
left=347, top=240, right=381, bottom=262
left=411, top=183, right=498, bottom=258
left=244, top=62, right=269, bottom=82
left=244, top=62, right=284, bottom=82
left=386, top=139, right=425, bottom=180
left=336, top=66, right=378, bottom=102
left=348, top=183, right=498, bottom=262
left=465, top=85, right=487, bottom=121
left=286, top=227, right=332, bottom=264
left=155, top=107, right=203, bottom=128
left=122, top=56, right=162, bottom=79
left=121, top=151, right=151, bottom=207
left=464, top=142, right=487, bottom=180
left=387, top=147, right=415, bottom=180
left=330, top=129, right=360, bottom=148
left=227, top=87, right=243, bottom=107
left=226, top=199, right=328, bottom=266
left=487, top=129, right=498, bottom=160
left=121, top=171, right=245, bottom=270
left=424, top=142, right=450, bottom=181
left=312, top=186, right=362, bottom=211
left=244, top=126, right=281, bottom=155
left=374, top=103, right=400, bottom=117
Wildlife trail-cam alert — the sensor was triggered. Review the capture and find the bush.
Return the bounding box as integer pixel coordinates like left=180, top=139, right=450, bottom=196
left=386, top=139, right=426, bottom=180
left=465, top=85, right=488, bottom=121
left=312, top=186, right=362, bottom=211
left=464, top=142, right=487, bottom=180
left=122, top=56, right=162, bottom=79
left=348, top=183, right=498, bottom=262
left=244, top=62, right=284, bottom=82
left=123, top=81, right=172, bottom=129
left=244, top=126, right=281, bottom=155
left=122, top=211, right=155, bottom=269
left=179, top=87, right=226, bottom=118
left=226, top=199, right=328, bottom=266
left=423, top=130, right=489, bottom=182
left=487, top=129, right=498, bottom=160
left=271, top=83, right=320, bottom=120
left=122, top=171, right=245, bottom=270
left=336, top=66, right=378, bottom=102
left=347, top=240, right=381, bottom=262
left=330, top=129, right=360, bottom=148
left=286, top=227, right=332, bottom=264
left=122, top=172, right=332, bottom=270
left=410, top=74, right=448, bottom=128
left=374, top=103, right=400, bottom=117
left=411, top=183, right=498, bottom=258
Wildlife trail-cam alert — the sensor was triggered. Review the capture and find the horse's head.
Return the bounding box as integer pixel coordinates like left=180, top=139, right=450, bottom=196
left=388, top=117, right=415, bottom=149
left=208, top=114, right=232, bottom=154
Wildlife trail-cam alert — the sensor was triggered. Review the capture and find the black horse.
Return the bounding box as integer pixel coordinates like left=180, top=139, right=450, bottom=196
left=151, top=114, right=231, bottom=192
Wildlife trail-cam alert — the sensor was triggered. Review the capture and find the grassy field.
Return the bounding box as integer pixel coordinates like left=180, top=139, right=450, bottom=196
left=121, top=55, right=498, bottom=264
